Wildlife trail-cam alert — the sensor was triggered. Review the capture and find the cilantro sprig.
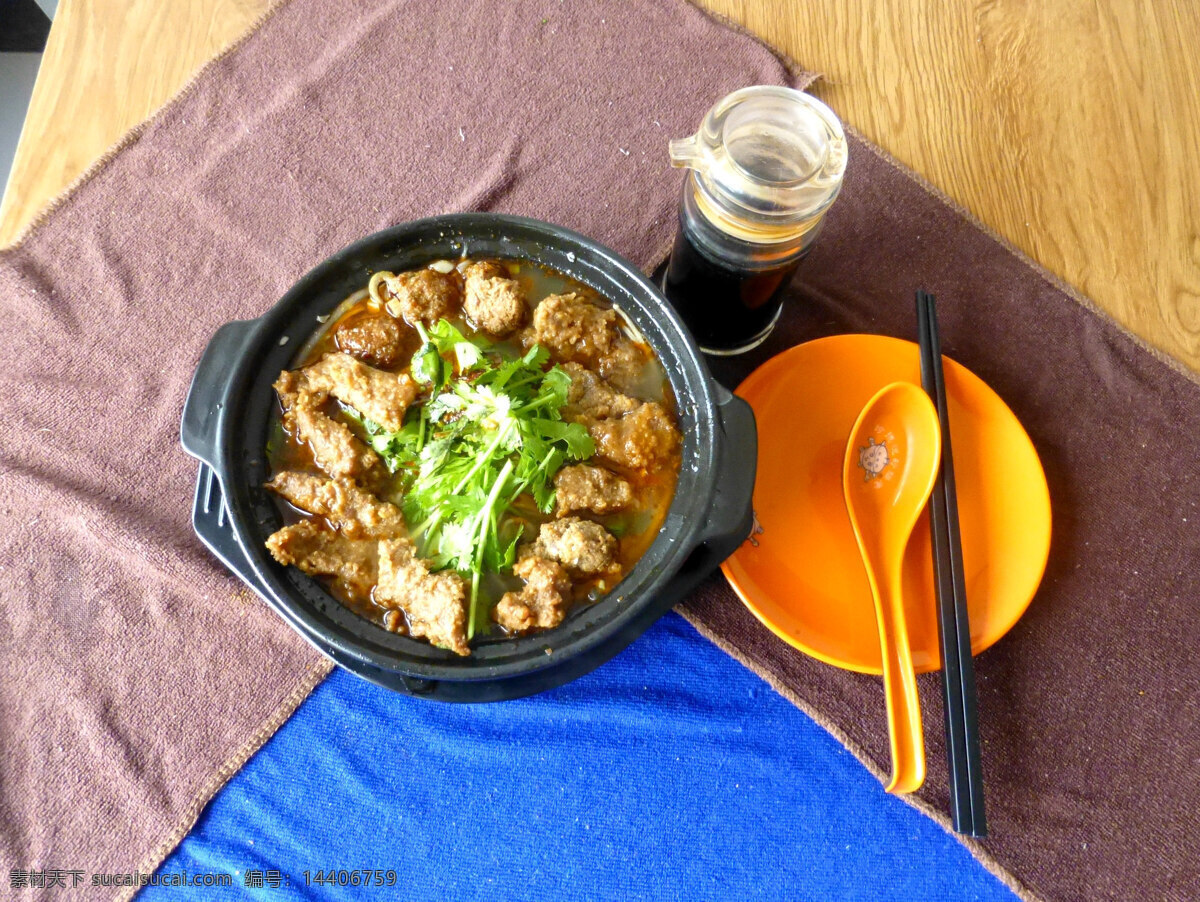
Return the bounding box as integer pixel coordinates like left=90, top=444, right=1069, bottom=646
left=345, top=319, right=594, bottom=637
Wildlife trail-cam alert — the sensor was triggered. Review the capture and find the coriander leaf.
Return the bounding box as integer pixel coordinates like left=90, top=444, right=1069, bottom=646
left=522, top=345, right=550, bottom=370
left=436, top=521, right=477, bottom=564
left=411, top=340, right=445, bottom=387
left=428, top=319, right=473, bottom=350
left=342, top=406, right=422, bottom=474
left=537, top=366, right=572, bottom=408
left=454, top=342, right=483, bottom=372
left=531, top=480, right=556, bottom=514
left=428, top=319, right=491, bottom=372
left=426, top=392, right=464, bottom=422
left=493, top=526, right=523, bottom=572
left=419, top=434, right=456, bottom=472
left=529, top=419, right=595, bottom=459
left=371, top=318, right=598, bottom=639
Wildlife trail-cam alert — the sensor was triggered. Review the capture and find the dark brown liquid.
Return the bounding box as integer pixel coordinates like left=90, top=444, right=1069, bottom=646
left=663, top=228, right=806, bottom=353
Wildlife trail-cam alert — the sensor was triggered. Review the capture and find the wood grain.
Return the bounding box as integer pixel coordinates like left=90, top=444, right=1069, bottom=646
left=3, top=0, right=1199, bottom=371
left=695, top=0, right=1200, bottom=371
left=0, top=0, right=272, bottom=243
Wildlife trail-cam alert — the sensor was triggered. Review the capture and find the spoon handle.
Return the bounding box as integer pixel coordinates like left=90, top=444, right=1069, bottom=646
left=874, top=563, right=926, bottom=794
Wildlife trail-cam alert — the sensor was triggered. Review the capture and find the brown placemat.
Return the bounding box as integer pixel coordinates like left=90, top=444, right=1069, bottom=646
left=0, top=1, right=1196, bottom=900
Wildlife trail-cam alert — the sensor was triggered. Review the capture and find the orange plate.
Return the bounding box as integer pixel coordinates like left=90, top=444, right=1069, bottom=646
left=721, top=334, right=1052, bottom=674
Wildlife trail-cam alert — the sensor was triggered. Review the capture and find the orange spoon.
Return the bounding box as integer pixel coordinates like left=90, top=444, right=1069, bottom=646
left=842, top=382, right=942, bottom=794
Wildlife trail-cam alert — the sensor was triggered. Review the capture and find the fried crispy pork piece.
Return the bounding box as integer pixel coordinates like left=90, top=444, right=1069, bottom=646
left=462, top=259, right=527, bottom=337
left=290, top=400, right=386, bottom=485
left=560, top=363, right=680, bottom=471
left=531, top=292, right=650, bottom=394
left=272, top=368, right=307, bottom=408
left=493, top=554, right=572, bottom=632
left=527, top=517, right=618, bottom=577
left=302, top=352, right=417, bottom=432
left=265, top=471, right=406, bottom=540
left=375, top=539, right=469, bottom=656
left=554, top=464, right=633, bottom=517
left=377, top=269, right=462, bottom=326
left=334, top=312, right=408, bottom=368
left=274, top=371, right=385, bottom=485
left=265, top=520, right=378, bottom=599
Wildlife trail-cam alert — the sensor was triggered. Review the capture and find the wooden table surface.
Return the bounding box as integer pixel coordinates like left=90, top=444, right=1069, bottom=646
left=3, top=0, right=1198, bottom=372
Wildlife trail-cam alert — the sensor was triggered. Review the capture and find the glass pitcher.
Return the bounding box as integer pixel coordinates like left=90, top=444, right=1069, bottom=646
left=662, top=86, right=847, bottom=355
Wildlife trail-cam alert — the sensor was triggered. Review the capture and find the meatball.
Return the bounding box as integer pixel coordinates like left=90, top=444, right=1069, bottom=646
left=554, top=465, right=633, bottom=517
left=528, top=517, right=618, bottom=577
left=588, top=401, right=680, bottom=471
left=561, top=362, right=639, bottom=419
left=375, top=268, right=462, bottom=326
left=493, top=554, right=572, bottom=632
left=532, top=292, right=619, bottom=366
left=333, top=312, right=407, bottom=368
left=531, top=292, right=651, bottom=394
left=461, top=259, right=508, bottom=280
left=462, top=259, right=527, bottom=337
left=558, top=364, right=681, bottom=471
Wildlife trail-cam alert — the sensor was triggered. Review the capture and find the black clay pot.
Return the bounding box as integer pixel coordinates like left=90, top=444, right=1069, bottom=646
left=181, top=213, right=755, bottom=701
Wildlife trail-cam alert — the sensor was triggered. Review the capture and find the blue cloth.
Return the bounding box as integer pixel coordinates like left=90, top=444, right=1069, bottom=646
left=148, top=614, right=1014, bottom=900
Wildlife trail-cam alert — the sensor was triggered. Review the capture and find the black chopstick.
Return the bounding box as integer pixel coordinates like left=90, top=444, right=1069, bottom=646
left=916, top=290, right=987, bottom=838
